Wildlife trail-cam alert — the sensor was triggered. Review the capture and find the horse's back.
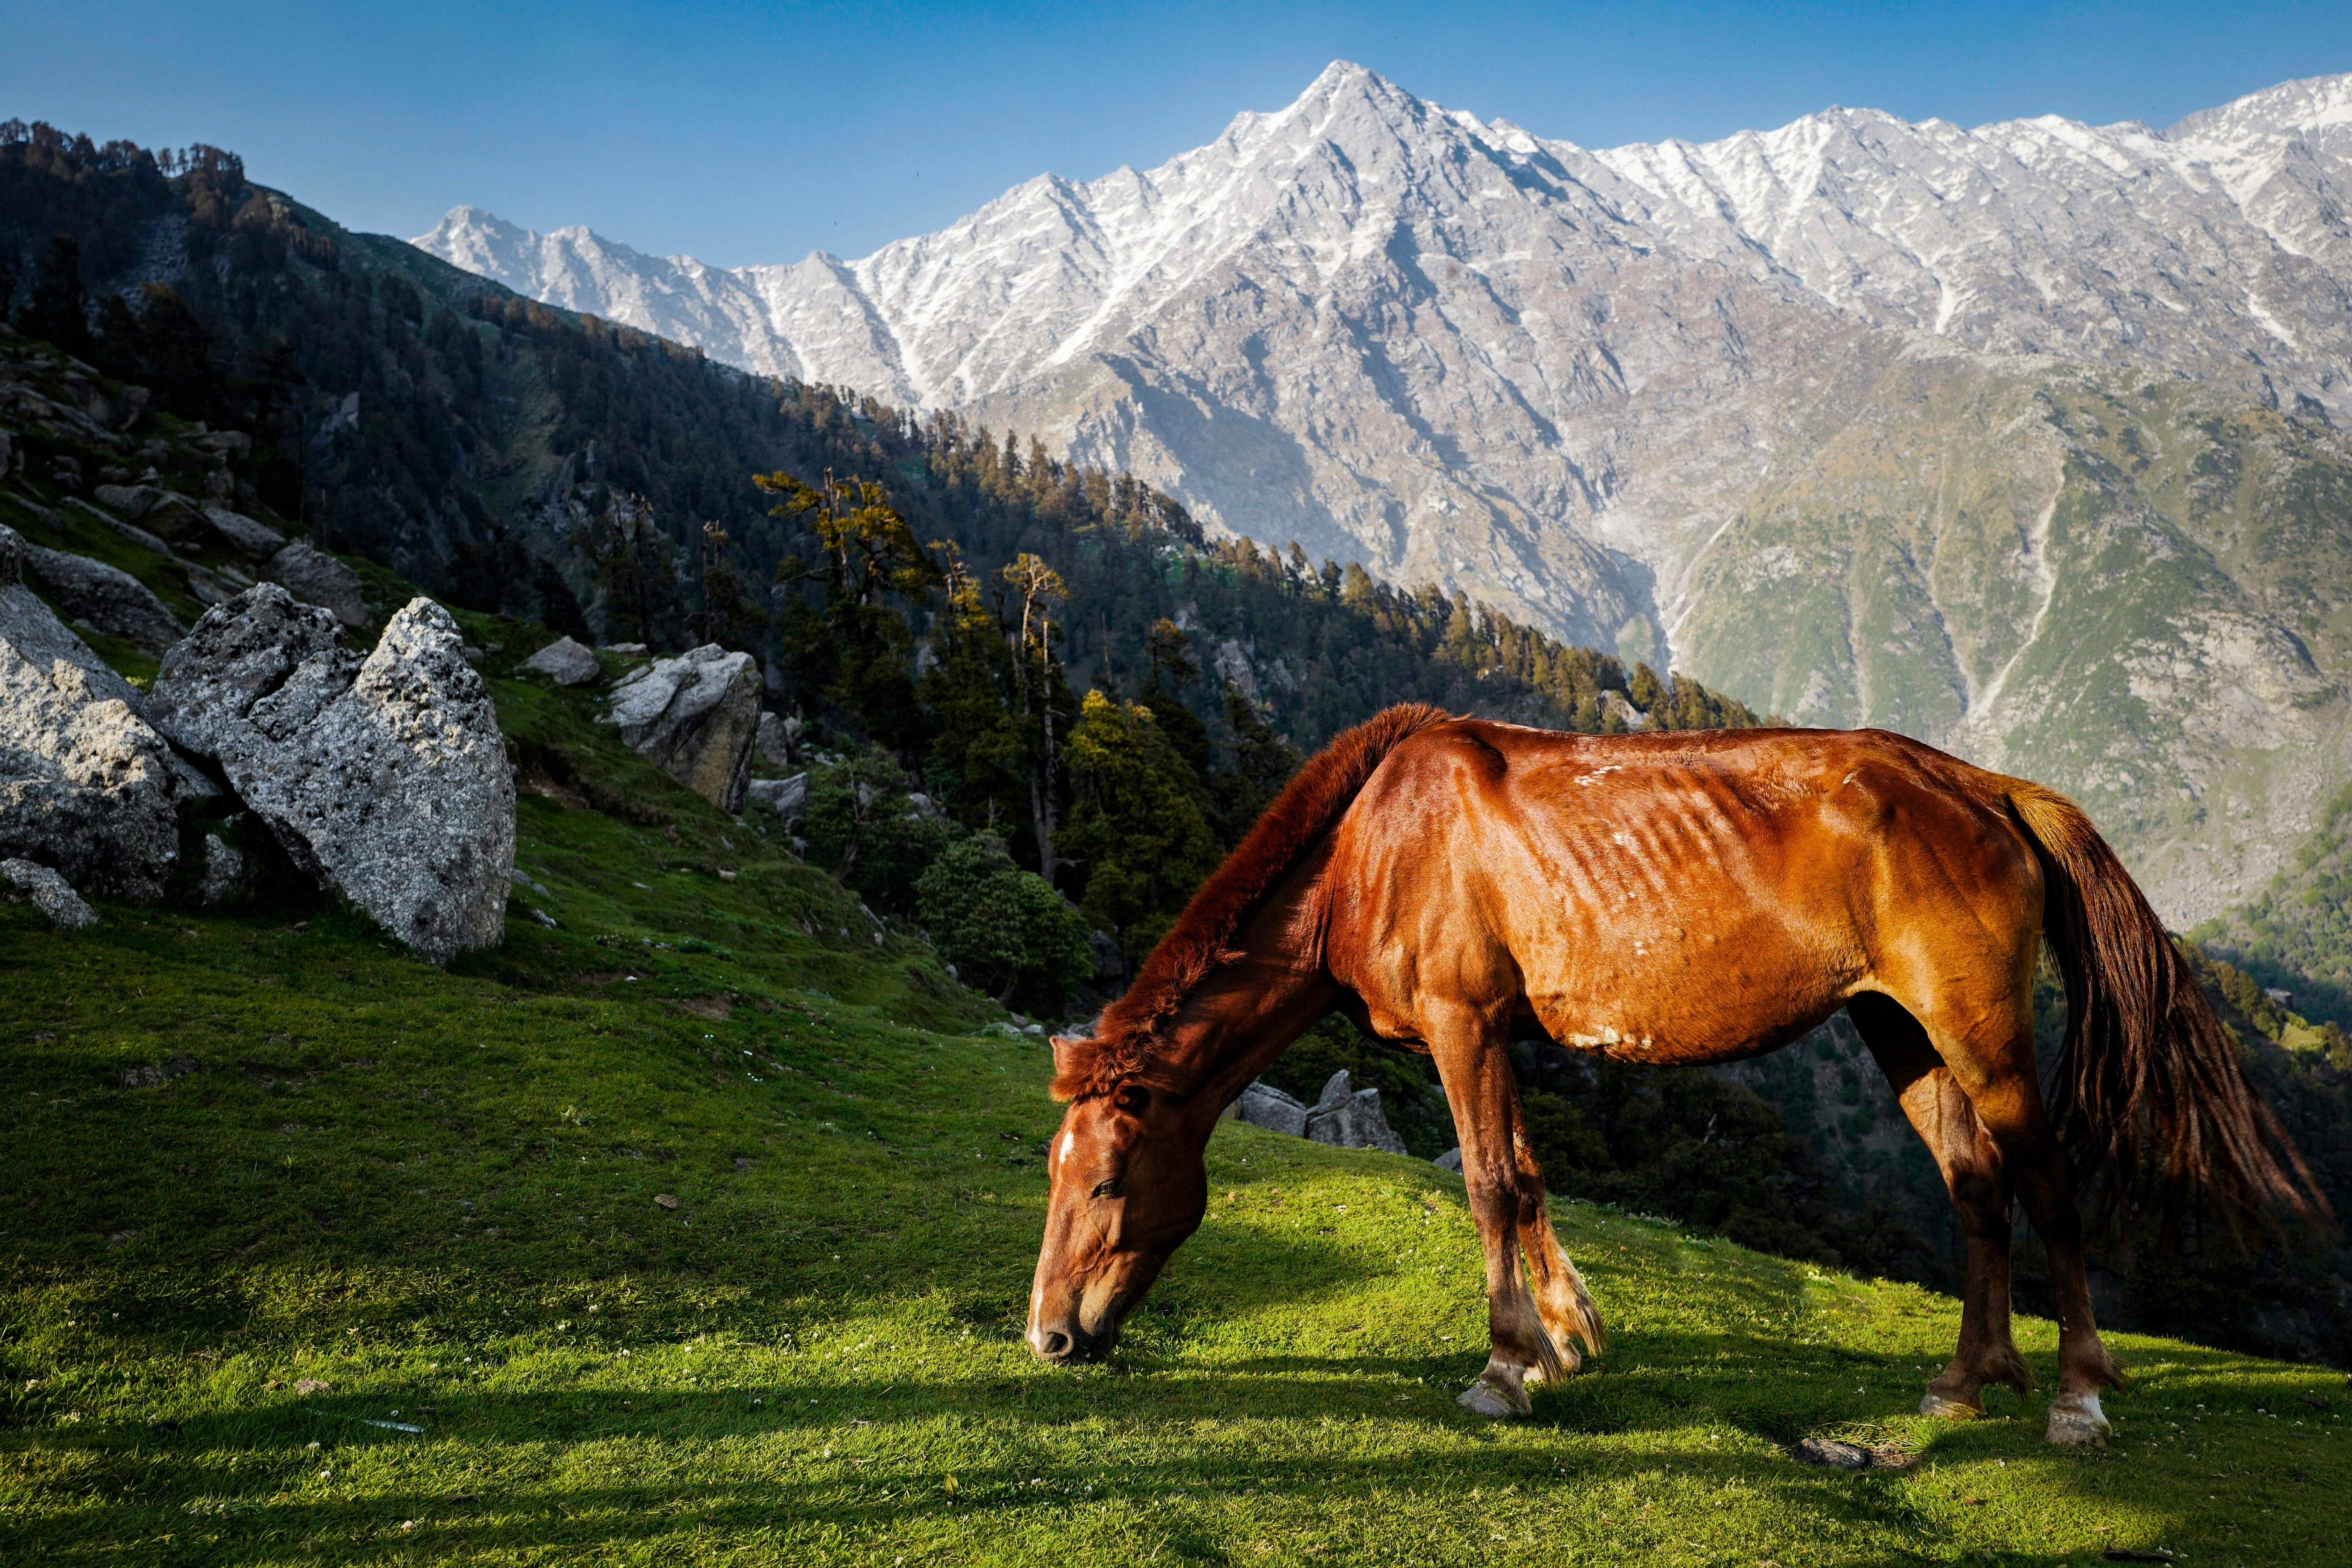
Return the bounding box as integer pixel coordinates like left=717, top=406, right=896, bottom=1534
left=1323, top=720, right=2045, bottom=1063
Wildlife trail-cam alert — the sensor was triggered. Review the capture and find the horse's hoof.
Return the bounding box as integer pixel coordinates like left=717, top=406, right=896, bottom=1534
left=1456, top=1381, right=1527, bottom=1418
left=1919, top=1393, right=1982, bottom=1420
left=2046, top=1393, right=2110, bottom=1446
left=1456, top=1360, right=1532, bottom=1419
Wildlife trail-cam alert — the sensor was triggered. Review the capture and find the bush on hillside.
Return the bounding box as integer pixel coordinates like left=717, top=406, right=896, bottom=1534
left=914, top=833, right=1093, bottom=1011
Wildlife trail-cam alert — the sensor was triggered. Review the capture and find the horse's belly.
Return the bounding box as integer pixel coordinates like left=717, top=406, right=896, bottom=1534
left=1524, top=937, right=1850, bottom=1065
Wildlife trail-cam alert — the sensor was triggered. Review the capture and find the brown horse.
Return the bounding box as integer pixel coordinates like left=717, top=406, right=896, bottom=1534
left=1026, top=706, right=2322, bottom=1442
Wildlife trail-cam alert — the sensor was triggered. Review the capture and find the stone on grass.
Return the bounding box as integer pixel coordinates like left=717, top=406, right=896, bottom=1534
left=150, top=585, right=515, bottom=964
left=201, top=506, right=285, bottom=559
left=1, top=525, right=188, bottom=898
left=262, top=540, right=367, bottom=628
left=601, top=643, right=762, bottom=814
left=1791, top=1437, right=1871, bottom=1469
left=522, top=635, right=601, bottom=686
left=1, top=858, right=99, bottom=929
left=1223, top=1080, right=1310, bottom=1138
left=22, top=543, right=184, bottom=654
left=197, top=832, right=244, bottom=905
left=1303, top=1069, right=1411, bottom=1155
left=1434, top=1147, right=1463, bottom=1171
left=745, top=772, right=808, bottom=824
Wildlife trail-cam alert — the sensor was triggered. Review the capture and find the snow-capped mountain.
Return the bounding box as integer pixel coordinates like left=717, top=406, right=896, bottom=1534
left=418, top=64, right=2352, bottom=922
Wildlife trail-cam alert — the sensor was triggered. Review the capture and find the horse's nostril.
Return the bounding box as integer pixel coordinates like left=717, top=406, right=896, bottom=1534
left=1041, top=1330, right=1072, bottom=1358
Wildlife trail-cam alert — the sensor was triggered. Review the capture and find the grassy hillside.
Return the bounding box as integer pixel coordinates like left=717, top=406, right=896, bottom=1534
left=5, top=673, right=2347, bottom=1565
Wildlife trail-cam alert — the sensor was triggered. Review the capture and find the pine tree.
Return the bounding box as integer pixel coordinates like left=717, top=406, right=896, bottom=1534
left=760, top=468, right=942, bottom=754
left=1064, top=689, right=1222, bottom=960
left=1003, top=552, right=1074, bottom=881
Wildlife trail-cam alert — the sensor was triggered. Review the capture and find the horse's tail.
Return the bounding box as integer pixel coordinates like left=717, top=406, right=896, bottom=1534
left=2006, top=782, right=2327, bottom=1232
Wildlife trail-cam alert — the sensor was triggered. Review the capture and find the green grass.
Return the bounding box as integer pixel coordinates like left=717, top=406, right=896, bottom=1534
left=4, top=680, right=2348, bottom=1564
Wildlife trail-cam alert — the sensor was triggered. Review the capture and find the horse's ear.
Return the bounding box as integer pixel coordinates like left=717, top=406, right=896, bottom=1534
left=1048, top=1035, right=1084, bottom=1100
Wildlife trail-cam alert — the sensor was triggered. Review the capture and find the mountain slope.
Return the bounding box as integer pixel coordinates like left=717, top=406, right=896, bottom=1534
left=5, top=691, right=2347, bottom=1563
left=416, top=66, right=2352, bottom=925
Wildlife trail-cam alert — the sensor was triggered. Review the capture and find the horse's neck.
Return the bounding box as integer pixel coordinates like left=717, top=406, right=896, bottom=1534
left=1155, top=951, right=1340, bottom=1110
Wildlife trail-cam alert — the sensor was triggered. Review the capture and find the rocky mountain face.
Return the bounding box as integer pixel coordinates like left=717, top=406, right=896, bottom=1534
left=417, top=64, right=2352, bottom=923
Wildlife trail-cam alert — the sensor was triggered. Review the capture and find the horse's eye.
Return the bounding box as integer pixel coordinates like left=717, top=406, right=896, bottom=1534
left=1091, top=1176, right=1126, bottom=1199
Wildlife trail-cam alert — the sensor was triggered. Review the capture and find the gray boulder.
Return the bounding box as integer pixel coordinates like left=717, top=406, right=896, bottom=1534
left=197, top=833, right=245, bottom=905
left=755, top=710, right=797, bottom=765
left=745, top=771, right=808, bottom=824
left=1, top=858, right=99, bottom=930
left=91, top=483, right=159, bottom=519
left=0, top=525, right=147, bottom=708
left=602, top=643, right=762, bottom=814
left=147, top=581, right=348, bottom=756
left=22, top=544, right=184, bottom=654
left=1224, top=1080, right=1310, bottom=1139
left=262, top=541, right=367, bottom=629
left=522, top=635, right=601, bottom=687
left=1434, top=1147, right=1463, bottom=1172
left=202, top=506, right=285, bottom=559
left=150, top=585, right=515, bottom=964
left=1304, top=1069, right=1411, bottom=1155
left=1, top=526, right=186, bottom=899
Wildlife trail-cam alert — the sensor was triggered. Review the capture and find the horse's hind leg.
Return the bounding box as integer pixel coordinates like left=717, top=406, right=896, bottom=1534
left=1847, top=993, right=2033, bottom=1417
left=1506, top=1090, right=1604, bottom=1377
left=1427, top=1008, right=1563, bottom=1417
left=1944, top=1033, right=2122, bottom=1444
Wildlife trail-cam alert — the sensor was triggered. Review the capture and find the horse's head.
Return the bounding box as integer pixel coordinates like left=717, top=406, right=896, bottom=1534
left=1026, top=1040, right=1212, bottom=1364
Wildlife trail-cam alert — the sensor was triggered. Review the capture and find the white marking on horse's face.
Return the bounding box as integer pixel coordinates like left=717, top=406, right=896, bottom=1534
left=1058, top=1132, right=1074, bottom=1167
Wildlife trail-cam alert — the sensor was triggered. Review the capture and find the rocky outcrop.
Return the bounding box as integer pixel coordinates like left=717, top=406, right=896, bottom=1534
left=0, top=525, right=186, bottom=899
left=1303, top=1069, right=1411, bottom=1155
left=1221, top=1071, right=1410, bottom=1153
left=150, top=585, right=515, bottom=964
left=522, top=635, right=601, bottom=686
left=601, top=643, right=761, bottom=813
left=261, top=541, right=366, bottom=628
left=1, top=858, right=99, bottom=929
left=21, top=544, right=184, bottom=654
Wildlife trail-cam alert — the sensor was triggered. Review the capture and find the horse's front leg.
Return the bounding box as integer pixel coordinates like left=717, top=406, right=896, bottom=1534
left=1427, top=1009, right=1563, bottom=1417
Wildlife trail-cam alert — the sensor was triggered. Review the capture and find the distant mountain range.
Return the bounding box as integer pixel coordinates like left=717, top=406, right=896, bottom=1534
left=416, top=64, right=2352, bottom=927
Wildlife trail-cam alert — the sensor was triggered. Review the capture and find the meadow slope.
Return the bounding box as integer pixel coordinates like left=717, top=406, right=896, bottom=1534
left=2, top=668, right=2347, bottom=1566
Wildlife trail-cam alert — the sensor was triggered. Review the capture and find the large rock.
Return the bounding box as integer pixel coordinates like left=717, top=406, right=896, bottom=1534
left=1303, top=1070, right=1411, bottom=1155
left=522, top=635, right=601, bottom=686
left=601, top=643, right=761, bottom=814
left=150, top=585, right=515, bottom=964
left=744, top=772, right=808, bottom=823
left=0, top=526, right=186, bottom=898
left=201, top=506, right=285, bottom=559
left=1223, top=1080, right=1310, bottom=1138
left=262, top=541, right=367, bottom=629
left=22, top=544, right=185, bottom=654
left=755, top=709, right=796, bottom=765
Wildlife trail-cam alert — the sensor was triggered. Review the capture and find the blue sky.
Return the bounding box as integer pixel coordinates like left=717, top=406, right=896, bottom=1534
left=7, top=1, right=2350, bottom=267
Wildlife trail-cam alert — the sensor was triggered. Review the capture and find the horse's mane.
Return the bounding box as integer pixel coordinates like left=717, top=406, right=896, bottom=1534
left=1051, top=702, right=1454, bottom=1100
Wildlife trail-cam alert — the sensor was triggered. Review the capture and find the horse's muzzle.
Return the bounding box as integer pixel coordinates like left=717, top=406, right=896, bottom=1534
left=1025, top=1318, right=1113, bottom=1364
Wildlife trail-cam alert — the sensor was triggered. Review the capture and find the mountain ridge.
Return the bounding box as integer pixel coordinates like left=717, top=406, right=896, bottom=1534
left=411, top=64, right=2352, bottom=929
